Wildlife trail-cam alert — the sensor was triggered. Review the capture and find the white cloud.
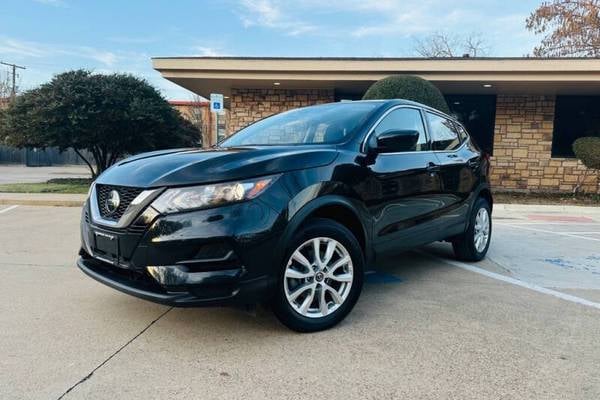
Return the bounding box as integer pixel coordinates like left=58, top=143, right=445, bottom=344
left=238, top=0, right=316, bottom=36
left=75, top=47, right=118, bottom=66
left=0, top=36, right=118, bottom=67
left=234, top=0, right=536, bottom=56
left=107, top=36, right=159, bottom=45
left=0, top=37, right=49, bottom=58
left=33, top=0, right=67, bottom=7
left=193, top=46, right=229, bottom=57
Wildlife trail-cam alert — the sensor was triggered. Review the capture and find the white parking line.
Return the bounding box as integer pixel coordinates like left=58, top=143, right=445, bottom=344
left=428, top=254, right=600, bottom=311
left=0, top=205, right=19, bottom=214
left=558, top=232, right=600, bottom=235
left=497, top=222, right=600, bottom=226
left=495, top=223, right=600, bottom=242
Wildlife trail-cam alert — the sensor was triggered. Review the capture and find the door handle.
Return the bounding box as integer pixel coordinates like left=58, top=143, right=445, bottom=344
left=467, top=158, right=480, bottom=168
left=427, top=162, right=441, bottom=172
left=446, top=154, right=459, bottom=158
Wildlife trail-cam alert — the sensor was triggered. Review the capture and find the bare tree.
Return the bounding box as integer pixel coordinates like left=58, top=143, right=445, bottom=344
left=414, top=32, right=489, bottom=57
left=188, top=95, right=212, bottom=148
left=526, top=0, right=600, bottom=57
left=0, top=69, right=12, bottom=101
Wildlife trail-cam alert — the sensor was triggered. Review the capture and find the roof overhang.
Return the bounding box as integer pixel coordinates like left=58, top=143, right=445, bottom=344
left=153, top=57, right=600, bottom=101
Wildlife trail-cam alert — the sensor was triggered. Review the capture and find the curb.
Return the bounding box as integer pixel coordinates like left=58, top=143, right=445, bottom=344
left=0, top=198, right=84, bottom=207
left=494, top=203, right=600, bottom=213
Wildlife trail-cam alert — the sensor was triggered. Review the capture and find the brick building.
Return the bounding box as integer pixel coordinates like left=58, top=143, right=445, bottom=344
left=169, top=100, right=229, bottom=147
left=154, top=57, right=600, bottom=193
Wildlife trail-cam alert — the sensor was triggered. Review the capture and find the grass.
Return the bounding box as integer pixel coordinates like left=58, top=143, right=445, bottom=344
left=0, top=178, right=92, bottom=194
left=494, top=191, right=600, bottom=206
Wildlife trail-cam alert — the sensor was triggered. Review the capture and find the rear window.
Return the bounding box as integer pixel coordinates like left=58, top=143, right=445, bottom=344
left=426, top=112, right=461, bottom=151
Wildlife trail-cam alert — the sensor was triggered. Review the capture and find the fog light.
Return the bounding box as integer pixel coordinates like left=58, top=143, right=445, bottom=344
left=146, top=265, right=212, bottom=286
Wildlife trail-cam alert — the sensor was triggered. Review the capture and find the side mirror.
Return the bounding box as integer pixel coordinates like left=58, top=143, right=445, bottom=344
left=375, top=129, right=420, bottom=153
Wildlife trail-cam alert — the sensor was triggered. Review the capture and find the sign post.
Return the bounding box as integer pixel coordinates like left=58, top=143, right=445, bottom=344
left=210, top=93, right=224, bottom=145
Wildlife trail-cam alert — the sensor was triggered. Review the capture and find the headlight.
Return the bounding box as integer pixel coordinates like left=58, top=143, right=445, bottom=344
left=86, top=182, right=96, bottom=199
left=151, top=175, right=279, bottom=214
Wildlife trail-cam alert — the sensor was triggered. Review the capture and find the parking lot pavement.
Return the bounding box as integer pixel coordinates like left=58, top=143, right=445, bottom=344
left=1, top=204, right=599, bottom=400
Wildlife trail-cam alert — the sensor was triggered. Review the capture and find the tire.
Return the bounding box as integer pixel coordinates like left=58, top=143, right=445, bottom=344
left=273, top=218, right=364, bottom=332
left=452, top=197, right=492, bottom=262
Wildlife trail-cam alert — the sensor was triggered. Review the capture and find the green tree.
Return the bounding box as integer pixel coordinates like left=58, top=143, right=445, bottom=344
left=0, top=70, right=199, bottom=178
left=362, top=75, right=450, bottom=114
left=573, top=137, right=600, bottom=193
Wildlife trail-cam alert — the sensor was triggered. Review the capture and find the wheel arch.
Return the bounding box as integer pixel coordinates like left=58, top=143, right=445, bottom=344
left=475, top=184, right=493, bottom=211
left=279, top=195, right=372, bottom=266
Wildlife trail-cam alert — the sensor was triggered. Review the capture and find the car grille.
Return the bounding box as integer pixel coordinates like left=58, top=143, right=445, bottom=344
left=96, top=184, right=144, bottom=221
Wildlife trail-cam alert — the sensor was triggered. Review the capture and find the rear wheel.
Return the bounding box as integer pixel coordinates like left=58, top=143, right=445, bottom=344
left=452, top=197, right=492, bottom=261
left=273, top=218, right=364, bottom=332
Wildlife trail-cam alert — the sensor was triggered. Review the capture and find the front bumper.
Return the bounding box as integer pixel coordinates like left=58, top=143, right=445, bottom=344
left=77, top=256, right=270, bottom=307
left=79, top=194, right=286, bottom=307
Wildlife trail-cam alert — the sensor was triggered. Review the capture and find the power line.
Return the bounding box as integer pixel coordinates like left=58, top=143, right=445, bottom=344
left=0, top=61, right=26, bottom=97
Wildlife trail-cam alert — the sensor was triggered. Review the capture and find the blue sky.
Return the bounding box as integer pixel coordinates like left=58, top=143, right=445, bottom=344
left=2, top=0, right=542, bottom=99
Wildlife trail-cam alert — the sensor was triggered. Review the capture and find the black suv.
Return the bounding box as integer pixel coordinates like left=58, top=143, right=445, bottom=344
left=78, top=100, right=492, bottom=332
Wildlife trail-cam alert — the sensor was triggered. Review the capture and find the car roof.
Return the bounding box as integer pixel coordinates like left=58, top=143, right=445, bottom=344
left=350, top=99, right=455, bottom=120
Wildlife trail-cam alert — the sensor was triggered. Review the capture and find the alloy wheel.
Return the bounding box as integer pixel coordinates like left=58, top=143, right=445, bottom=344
left=473, top=208, right=490, bottom=252
left=283, top=237, right=354, bottom=319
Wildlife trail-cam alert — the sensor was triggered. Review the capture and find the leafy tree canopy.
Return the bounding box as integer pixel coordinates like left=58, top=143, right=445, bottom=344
left=362, top=75, right=450, bottom=114
left=0, top=70, right=199, bottom=177
left=527, top=0, right=600, bottom=57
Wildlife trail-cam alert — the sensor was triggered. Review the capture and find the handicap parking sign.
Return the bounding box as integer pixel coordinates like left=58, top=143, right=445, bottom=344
left=210, top=93, right=224, bottom=113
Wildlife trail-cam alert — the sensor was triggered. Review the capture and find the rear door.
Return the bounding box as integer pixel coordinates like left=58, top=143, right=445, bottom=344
left=362, top=106, right=444, bottom=255
left=425, top=111, right=479, bottom=237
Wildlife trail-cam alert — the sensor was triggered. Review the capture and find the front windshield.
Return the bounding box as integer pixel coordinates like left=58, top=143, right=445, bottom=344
left=220, top=102, right=380, bottom=147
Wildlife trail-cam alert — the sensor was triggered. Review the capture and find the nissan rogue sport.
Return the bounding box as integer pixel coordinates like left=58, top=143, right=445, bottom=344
left=78, top=99, right=492, bottom=332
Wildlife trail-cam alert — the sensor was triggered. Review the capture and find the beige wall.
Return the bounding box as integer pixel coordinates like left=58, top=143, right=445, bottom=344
left=491, top=95, right=597, bottom=193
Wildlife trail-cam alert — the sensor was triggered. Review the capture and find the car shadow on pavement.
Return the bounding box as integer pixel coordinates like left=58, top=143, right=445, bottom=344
left=105, top=243, right=462, bottom=335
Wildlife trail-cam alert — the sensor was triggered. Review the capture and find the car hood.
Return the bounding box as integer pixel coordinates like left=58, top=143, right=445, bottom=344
left=95, top=146, right=339, bottom=188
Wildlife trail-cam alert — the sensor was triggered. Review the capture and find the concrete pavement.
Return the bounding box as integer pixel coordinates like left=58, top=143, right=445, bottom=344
left=0, top=204, right=599, bottom=400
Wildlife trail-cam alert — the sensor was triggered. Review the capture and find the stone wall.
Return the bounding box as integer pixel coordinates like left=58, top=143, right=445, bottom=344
left=229, top=88, right=335, bottom=133
left=491, top=95, right=598, bottom=193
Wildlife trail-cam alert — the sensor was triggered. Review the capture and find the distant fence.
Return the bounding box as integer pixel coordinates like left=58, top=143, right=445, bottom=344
left=0, top=145, right=90, bottom=166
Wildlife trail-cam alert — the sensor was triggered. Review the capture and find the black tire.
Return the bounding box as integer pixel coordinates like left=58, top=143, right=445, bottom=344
left=272, top=218, right=364, bottom=332
left=452, top=197, right=492, bottom=262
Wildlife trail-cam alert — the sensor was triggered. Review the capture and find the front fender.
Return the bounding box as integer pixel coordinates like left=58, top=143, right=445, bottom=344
left=276, top=184, right=373, bottom=269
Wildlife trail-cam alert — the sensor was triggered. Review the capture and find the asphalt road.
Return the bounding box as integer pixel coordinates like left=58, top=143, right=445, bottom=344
left=1, top=204, right=599, bottom=400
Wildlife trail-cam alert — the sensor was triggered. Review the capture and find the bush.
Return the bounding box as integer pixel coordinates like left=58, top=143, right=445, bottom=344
left=573, top=137, right=600, bottom=170
left=362, top=75, right=450, bottom=113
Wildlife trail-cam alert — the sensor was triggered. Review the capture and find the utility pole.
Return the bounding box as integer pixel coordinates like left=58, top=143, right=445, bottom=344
left=0, top=61, right=26, bottom=98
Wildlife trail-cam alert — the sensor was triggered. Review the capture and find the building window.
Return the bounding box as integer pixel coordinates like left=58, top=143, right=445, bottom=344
left=552, top=96, right=600, bottom=158
left=446, top=95, right=496, bottom=155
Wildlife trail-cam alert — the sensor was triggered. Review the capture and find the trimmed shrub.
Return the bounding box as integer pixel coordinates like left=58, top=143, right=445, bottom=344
left=362, top=75, right=450, bottom=113
left=573, top=137, right=600, bottom=171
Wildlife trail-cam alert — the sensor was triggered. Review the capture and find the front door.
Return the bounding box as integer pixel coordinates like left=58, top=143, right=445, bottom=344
left=360, top=107, right=444, bottom=255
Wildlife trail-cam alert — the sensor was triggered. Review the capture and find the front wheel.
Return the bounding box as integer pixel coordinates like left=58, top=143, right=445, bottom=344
left=273, top=218, right=364, bottom=332
left=452, top=197, right=492, bottom=261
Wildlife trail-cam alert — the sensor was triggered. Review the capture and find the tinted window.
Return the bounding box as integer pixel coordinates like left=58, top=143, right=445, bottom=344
left=426, top=112, right=461, bottom=151
left=373, top=108, right=428, bottom=151
left=552, top=96, right=600, bottom=158
left=456, top=124, right=469, bottom=142
left=446, top=95, right=496, bottom=155
left=221, top=102, right=379, bottom=146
